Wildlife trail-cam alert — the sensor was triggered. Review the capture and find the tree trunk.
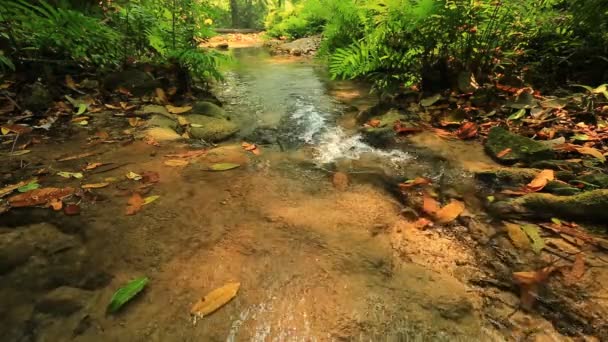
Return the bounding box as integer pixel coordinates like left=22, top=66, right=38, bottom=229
left=230, top=0, right=239, bottom=28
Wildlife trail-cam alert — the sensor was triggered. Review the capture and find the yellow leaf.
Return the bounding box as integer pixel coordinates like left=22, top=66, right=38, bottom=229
left=191, top=282, right=240, bottom=318
left=126, top=171, right=142, bottom=180
left=128, top=117, right=142, bottom=127
left=526, top=169, right=554, bottom=192
left=155, top=88, right=168, bottom=104
left=1, top=127, right=10, bottom=135
left=65, top=75, right=77, bottom=89
left=177, top=115, right=189, bottom=126
left=143, top=195, right=160, bottom=205
left=504, top=222, right=531, bottom=249
left=165, top=105, right=192, bottom=114
left=82, top=182, right=110, bottom=189
left=164, top=159, right=189, bottom=167
left=576, top=147, right=606, bottom=163
left=105, top=104, right=122, bottom=110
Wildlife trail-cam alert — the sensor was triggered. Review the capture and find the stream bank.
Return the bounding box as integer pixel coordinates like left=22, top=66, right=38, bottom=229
left=0, top=36, right=607, bottom=341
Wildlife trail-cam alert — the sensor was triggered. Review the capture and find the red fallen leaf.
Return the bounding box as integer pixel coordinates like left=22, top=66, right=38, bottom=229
left=242, top=142, right=261, bottom=155
left=496, top=148, right=512, bottom=158
left=398, top=177, right=432, bottom=190
left=414, top=218, right=433, bottom=229
left=126, top=193, right=144, bottom=215
left=526, top=169, right=554, bottom=192
left=9, top=187, right=75, bottom=207
left=141, top=171, right=160, bottom=184
left=456, top=122, right=478, bottom=140
left=393, top=121, right=423, bottom=135
left=422, top=192, right=440, bottom=216
left=63, top=204, right=81, bottom=216
left=365, top=119, right=381, bottom=128
left=1, top=124, right=33, bottom=135
left=513, top=266, right=559, bottom=309
left=48, top=198, right=63, bottom=211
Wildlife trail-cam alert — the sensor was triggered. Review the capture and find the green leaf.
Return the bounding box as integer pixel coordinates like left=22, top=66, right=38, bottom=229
left=572, top=134, right=589, bottom=141
left=18, top=181, right=40, bottom=192
left=57, top=171, right=84, bottom=179
left=208, top=163, right=240, bottom=171
left=420, top=94, right=441, bottom=107
left=522, top=224, right=545, bottom=254
left=108, top=277, right=149, bottom=313
left=551, top=217, right=561, bottom=225
left=508, top=109, right=526, bottom=121
left=76, top=103, right=87, bottom=115
left=487, top=195, right=495, bottom=203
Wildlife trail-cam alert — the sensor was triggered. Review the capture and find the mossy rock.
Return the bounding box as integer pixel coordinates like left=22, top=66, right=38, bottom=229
left=576, top=173, right=608, bottom=189
left=137, top=105, right=172, bottom=118
left=530, top=160, right=584, bottom=173
left=20, top=82, right=53, bottom=112
left=491, top=189, right=608, bottom=223
left=148, top=115, right=179, bottom=131
left=192, top=101, right=228, bottom=119
left=544, top=181, right=581, bottom=196
left=103, top=69, right=160, bottom=96
left=485, top=127, right=554, bottom=164
left=186, top=115, right=239, bottom=142
left=361, top=109, right=415, bottom=147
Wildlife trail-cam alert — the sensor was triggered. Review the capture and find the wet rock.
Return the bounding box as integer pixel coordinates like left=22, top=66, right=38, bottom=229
left=148, top=115, right=179, bottom=131
left=244, top=126, right=278, bottom=145
left=186, top=115, right=239, bottom=142
left=544, top=181, right=581, bottom=196
left=360, top=108, right=417, bottom=147
left=576, top=173, right=608, bottom=189
left=0, top=228, right=36, bottom=274
left=192, top=101, right=228, bottom=119
left=275, top=36, right=322, bottom=56
left=485, top=127, right=554, bottom=164
left=215, top=43, right=229, bottom=50
left=491, top=189, right=608, bottom=223
left=137, top=104, right=172, bottom=118
left=35, top=286, right=92, bottom=316
left=20, top=82, right=53, bottom=112
left=530, top=159, right=584, bottom=173
left=143, top=127, right=182, bottom=142
left=429, top=295, right=474, bottom=321
left=79, top=79, right=99, bottom=90
left=475, top=168, right=539, bottom=187
left=103, top=69, right=160, bottom=96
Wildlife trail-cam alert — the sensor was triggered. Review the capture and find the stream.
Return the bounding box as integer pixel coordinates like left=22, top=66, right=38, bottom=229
left=1, top=46, right=545, bottom=341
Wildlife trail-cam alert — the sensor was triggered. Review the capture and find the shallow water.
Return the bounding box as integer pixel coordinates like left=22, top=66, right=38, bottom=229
left=0, top=47, right=500, bottom=341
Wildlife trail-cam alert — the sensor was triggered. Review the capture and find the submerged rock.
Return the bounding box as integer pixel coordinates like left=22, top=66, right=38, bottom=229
left=20, top=82, right=53, bottom=112
left=137, top=104, right=172, bottom=118
left=192, top=101, right=228, bottom=119
left=103, top=69, right=160, bottom=96
left=35, top=286, right=92, bottom=316
left=148, top=114, right=179, bottom=131
left=485, top=127, right=554, bottom=164
left=143, top=127, right=182, bottom=142
left=186, top=115, right=239, bottom=142
left=360, top=108, right=417, bottom=147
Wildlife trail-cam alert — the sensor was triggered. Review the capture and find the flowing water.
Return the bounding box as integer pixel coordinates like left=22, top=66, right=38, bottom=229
left=1, top=47, right=502, bottom=341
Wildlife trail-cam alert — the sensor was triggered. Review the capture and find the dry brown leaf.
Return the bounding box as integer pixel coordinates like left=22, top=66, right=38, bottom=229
left=48, top=198, right=63, bottom=211
left=104, top=104, right=122, bottom=110
left=9, top=187, right=75, bottom=207
left=513, top=266, right=558, bottom=309
left=435, top=200, right=465, bottom=224
left=155, top=88, right=168, bottom=104
left=164, top=159, right=189, bottom=167
left=496, top=148, right=512, bottom=158
left=95, top=131, right=110, bottom=140
left=563, top=254, right=585, bottom=285
left=398, top=177, right=432, bottom=190
left=164, top=150, right=207, bottom=159
left=414, top=218, right=433, bottom=229
left=84, top=162, right=104, bottom=171
left=576, top=147, right=606, bottom=163
left=456, top=122, right=478, bottom=139
left=242, top=142, right=261, bottom=155
left=191, top=282, right=240, bottom=318
left=116, top=86, right=132, bottom=96
left=526, top=169, right=554, bottom=192
left=422, top=192, right=440, bottom=216
left=365, top=119, right=381, bottom=128
left=1, top=124, right=33, bottom=135
left=128, top=117, right=143, bottom=127
left=126, top=193, right=144, bottom=215
left=505, top=222, right=531, bottom=249
left=65, top=75, right=77, bottom=89
left=0, top=178, right=37, bottom=198
left=81, top=182, right=110, bottom=189
left=165, top=105, right=192, bottom=114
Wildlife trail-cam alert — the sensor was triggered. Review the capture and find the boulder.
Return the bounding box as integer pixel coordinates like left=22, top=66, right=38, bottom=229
left=186, top=115, right=239, bottom=142
left=0, top=228, right=36, bottom=274
left=360, top=108, right=416, bottom=147
left=20, top=82, right=53, bottom=112
left=192, top=101, right=228, bottom=119
left=148, top=115, right=179, bottom=131
left=103, top=69, right=160, bottom=96
left=137, top=104, right=172, bottom=118
left=35, top=286, right=92, bottom=316
left=244, top=126, right=278, bottom=145
left=143, top=127, right=182, bottom=142
left=485, top=127, right=554, bottom=164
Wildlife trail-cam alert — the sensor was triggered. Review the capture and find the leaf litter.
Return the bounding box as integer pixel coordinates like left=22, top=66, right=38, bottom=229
left=191, top=282, right=240, bottom=324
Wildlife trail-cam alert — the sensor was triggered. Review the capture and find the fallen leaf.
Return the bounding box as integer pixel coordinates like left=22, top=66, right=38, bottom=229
left=95, top=131, right=110, bottom=140
left=164, top=159, right=189, bottom=167
left=422, top=192, right=440, bottom=216
left=65, top=75, right=78, bottom=89
left=8, top=187, right=75, bottom=207
left=165, top=150, right=206, bottom=158
left=141, top=171, right=160, bottom=184
left=126, top=172, right=142, bottom=181
left=576, top=147, right=606, bottom=163
left=84, top=162, right=104, bottom=171
left=48, top=198, right=63, bottom=211
left=435, top=200, right=465, bottom=224
left=414, top=218, right=433, bottom=229
left=456, top=122, right=478, bottom=139
left=126, top=193, right=144, bottom=215
left=0, top=179, right=37, bottom=198
left=208, top=163, right=240, bottom=171
left=107, top=277, right=149, bottom=313
left=513, top=266, right=558, bottom=309
left=104, top=104, right=122, bottom=110
left=63, top=203, right=80, bottom=215
left=398, top=177, right=432, bottom=190
left=505, top=222, right=531, bottom=249
left=177, top=116, right=190, bottom=126
left=366, top=119, right=381, bottom=128
left=526, top=169, right=554, bottom=192
left=563, top=254, right=585, bottom=285
left=155, top=88, right=168, bottom=104
left=144, top=136, right=160, bottom=147
left=165, top=105, right=192, bottom=114
left=17, top=181, right=39, bottom=193
left=191, top=282, right=240, bottom=318
left=57, top=151, right=98, bottom=162
left=143, top=195, right=160, bottom=205
left=57, top=171, right=84, bottom=179
left=8, top=150, right=31, bottom=156
left=1, top=124, right=33, bottom=135
left=128, top=117, right=143, bottom=127
left=82, top=182, right=110, bottom=189
left=521, top=224, right=545, bottom=254
left=393, top=121, right=423, bottom=135
left=116, top=86, right=132, bottom=96
left=75, top=104, right=87, bottom=115
left=496, top=148, right=512, bottom=158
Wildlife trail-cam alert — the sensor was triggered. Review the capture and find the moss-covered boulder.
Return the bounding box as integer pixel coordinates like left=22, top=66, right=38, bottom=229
left=490, top=189, right=608, bottom=222
left=576, top=173, right=608, bottom=189
left=192, top=101, right=228, bottom=119
left=20, top=82, right=52, bottom=112
left=186, top=114, right=238, bottom=142
left=137, top=105, right=172, bottom=119
left=103, top=69, right=160, bottom=96
left=485, top=127, right=554, bottom=164
left=148, top=115, right=179, bottom=131
left=476, top=168, right=539, bottom=187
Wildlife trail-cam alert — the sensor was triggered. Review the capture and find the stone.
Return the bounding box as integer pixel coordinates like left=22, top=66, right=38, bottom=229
left=20, top=82, right=53, bottom=112
left=36, top=286, right=92, bottom=316
left=103, top=69, right=160, bottom=96
left=485, top=127, right=554, bottom=164
left=143, top=127, right=182, bottom=142
left=430, top=295, right=474, bottom=321
left=148, top=115, right=179, bottom=131
left=186, top=115, right=239, bottom=142
left=192, top=101, right=228, bottom=119
left=0, top=228, right=36, bottom=274
left=244, top=126, right=278, bottom=145
left=215, top=43, right=229, bottom=50
left=137, top=104, right=172, bottom=118
left=360, top=108, right=416, bottom=147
